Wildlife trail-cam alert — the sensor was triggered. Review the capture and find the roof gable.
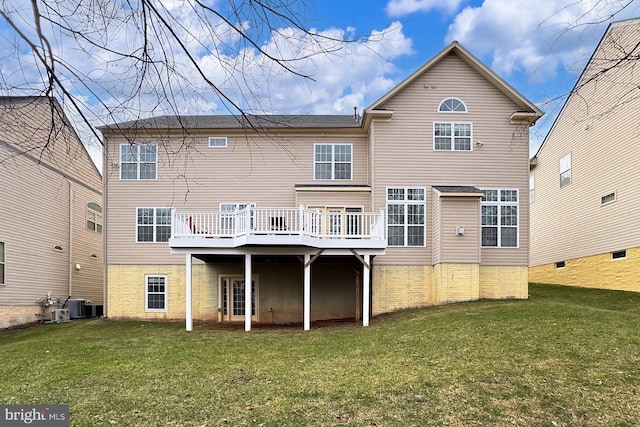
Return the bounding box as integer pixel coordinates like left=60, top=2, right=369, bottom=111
left=365, top=41, right=542, bottom=117
left=532, top=17, right=640, bottom=161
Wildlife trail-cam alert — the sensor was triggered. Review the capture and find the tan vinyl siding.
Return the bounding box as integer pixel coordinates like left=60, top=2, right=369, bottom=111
left=530, top=20, right=640, bottom=267
left=0, top=98, right=101, bottom=189
left=439, top=197, right=480, bottom=264
left=70, top=185, right=104, bottom=303
left=0, top=97, right=103, bottom=312
left=0, top=147, right=69, bottom=304
left=371, top=52, right=530, bottom=266
left=295, top=190, right=371, bottom=211
left=104, top=131, right=368, bottom=264
left=432, top=192, right=441, bottom=264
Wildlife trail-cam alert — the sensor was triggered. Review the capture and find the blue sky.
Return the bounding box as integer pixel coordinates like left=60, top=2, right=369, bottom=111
left=1, top=0, right=639, bottom=164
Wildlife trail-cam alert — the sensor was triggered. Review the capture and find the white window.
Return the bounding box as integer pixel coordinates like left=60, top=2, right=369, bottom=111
left=314, top=144, right=352, bottom=180
left=209, top=137, right=227, bottom=148
left=86, top=202, right=103, bottom=233
left=529, top=175, right=535, bottom=203
left=560, top=153, right=571, bottom=188
left=136, top=208, right=172, bottom=243
left=438, top=98, right=467, bottom=113
left=120, top=144, right=157, bottom=180
left=433, top=122, right=472, bottom=151
left=146, top=275, right=167, bottom=311
left=0, top=242, right=4, bottom=285
left=481, top=189, right=519, bottom=248
left=387, top=187, right=426, bottom=247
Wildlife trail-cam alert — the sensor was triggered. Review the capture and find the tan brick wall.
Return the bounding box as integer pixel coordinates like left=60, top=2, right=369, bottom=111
left=0, top=305, right=49, bottom=328
left=529, top=247, right=640, bottom=293
left=434, top=263, right=480, bottom=304
left=479, top=265, right=528, bottom=299
left=372, top=265, right=433, bottom=315
left=107, top=264, right=218, bottom=321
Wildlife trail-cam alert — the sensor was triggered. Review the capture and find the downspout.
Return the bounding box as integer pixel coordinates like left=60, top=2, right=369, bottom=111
left=68, top=181, right=74, bottom=298
left=102, top=137, right=108, bottom=317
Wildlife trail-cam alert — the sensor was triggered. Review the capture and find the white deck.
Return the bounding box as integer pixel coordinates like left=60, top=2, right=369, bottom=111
left=169, top=206, right=387, bottom=250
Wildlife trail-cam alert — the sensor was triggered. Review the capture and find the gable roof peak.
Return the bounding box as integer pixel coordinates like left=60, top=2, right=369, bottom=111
left=364, top=41, right=542, bottom=121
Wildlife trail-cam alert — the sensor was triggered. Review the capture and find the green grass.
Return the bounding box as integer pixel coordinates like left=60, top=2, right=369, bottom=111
left=2, top=283, right=640, bottom=426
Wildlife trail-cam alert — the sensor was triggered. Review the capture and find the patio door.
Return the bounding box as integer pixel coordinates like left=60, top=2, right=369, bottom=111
left=308, top=207, right=362, bottom=237
left=220, top=276, right=257, bottom=321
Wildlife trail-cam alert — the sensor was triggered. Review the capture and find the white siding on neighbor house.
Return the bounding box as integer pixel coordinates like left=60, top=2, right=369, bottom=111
left=530, top=20, right=640, bottom=266
left=370, top=52, right=530, bottom=266
left=104, top=130, right=369, bottom=265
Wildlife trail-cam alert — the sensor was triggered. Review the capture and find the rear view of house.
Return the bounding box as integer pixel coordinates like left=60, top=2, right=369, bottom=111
left=529, top=18, right=640, bottom=292
left=100, top=42, right=542, bottom=330
left=0, top=97, right=103, bottom=328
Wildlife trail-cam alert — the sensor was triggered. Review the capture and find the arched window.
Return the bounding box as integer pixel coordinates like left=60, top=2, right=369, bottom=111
left=438, top=98, right=467, bottom=113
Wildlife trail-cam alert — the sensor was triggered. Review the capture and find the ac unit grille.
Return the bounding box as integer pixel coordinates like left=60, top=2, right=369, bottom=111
left=51, top=309, right=70, bottom=323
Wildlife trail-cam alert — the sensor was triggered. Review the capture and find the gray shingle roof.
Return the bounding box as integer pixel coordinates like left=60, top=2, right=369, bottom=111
left=100, top=114, right=362, bottom=131
left=433, top=186, right=483, bottom=194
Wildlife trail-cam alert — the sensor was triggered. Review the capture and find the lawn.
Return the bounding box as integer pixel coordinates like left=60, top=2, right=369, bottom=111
left=1, top=283, right=640, bottom=426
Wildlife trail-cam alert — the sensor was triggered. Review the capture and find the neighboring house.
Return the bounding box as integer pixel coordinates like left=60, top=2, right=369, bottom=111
left=529, top=18, right=640, bottom=292
left=0, top=97, right=104, bottom=328
left=99, top=42, right=542, bottom=331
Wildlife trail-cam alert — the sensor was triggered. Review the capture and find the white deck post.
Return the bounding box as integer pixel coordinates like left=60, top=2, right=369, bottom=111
left=186, top=253, right=193, bottom=331
left=304, top=253, right=311, bottom=330
left=363, top=254, right=370, bottom=327
left=245, top=253, right=252, bottom=332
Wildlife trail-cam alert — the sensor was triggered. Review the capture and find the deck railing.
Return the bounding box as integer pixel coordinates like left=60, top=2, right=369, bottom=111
left=171, top=206, right=385, bottom=240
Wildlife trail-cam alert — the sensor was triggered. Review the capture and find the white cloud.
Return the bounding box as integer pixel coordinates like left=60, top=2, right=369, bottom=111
left=386, top=0, right=465, bottom=16
left=446, top=0, right=640, bottom=81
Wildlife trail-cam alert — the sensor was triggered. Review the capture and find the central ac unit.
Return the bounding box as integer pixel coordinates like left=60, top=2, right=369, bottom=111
left=51, top=309, right=70, bottom=323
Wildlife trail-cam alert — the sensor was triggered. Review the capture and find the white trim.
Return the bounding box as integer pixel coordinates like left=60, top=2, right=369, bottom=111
left=386, top=186, right=427, bottom=247
left=136, top=207, right=172, bottom=243
left=480, top=188, right=520, bottom=249
left=119, top=143, right=158, bottom=180
left=313, top=143, right=353, bottom=180
left=438, top=97, right=468, bottom=113
left=433, top=122, right=473, bottom=151
left=559, top=153, right=571, bottom=188
left=145, top=274, right=168, bottom=312
left=208, top=136, right=227, bottom=148
left=0, top=241, right=5, bottom=286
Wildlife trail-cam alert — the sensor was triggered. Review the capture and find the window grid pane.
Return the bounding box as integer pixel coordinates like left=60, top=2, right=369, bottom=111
left=387, top=187, right=426, bottom=247
left=121, top=144, right=157, bottom=180
left=434, top=122, right=472, bottom=151
left=137, top=208, right=172, bottom=243
left=146, top=276, right=166, bottom=310
left=481, top=189, right=518, bottom=248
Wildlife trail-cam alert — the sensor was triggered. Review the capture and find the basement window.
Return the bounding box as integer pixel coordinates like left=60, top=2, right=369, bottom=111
left=601, top=192, right=616, bottom=205
left=611, top=250, right=626, bottom=260
left=555, top=261, right=565, bottom=269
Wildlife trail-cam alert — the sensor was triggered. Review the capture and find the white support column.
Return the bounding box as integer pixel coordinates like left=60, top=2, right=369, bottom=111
left=303, top=254, right=311, bottom=330
left=186, top=253, right=193, bottom=331
left=245, top=254, right=252, bottom=332
left=363, top=254, right=370, bottom=327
